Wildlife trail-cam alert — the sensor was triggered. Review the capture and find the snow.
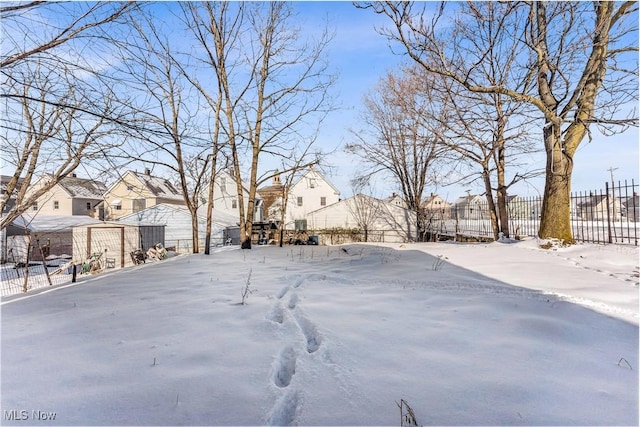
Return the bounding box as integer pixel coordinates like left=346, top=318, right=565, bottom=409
left=1, top=240, right=638, bottom=426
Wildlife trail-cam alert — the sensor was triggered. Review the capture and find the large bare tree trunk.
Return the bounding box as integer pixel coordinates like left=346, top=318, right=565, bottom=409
left=538, top=126, right=575, bottom=243
left=481, top=171, right=500, bottom=241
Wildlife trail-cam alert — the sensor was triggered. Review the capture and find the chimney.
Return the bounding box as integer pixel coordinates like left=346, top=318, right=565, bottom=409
left=145, top=168, right=151, bottom=176
left=273, top=173, right=281, bottom=185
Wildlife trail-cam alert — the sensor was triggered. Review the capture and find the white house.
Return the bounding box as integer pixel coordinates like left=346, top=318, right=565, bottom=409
left=307, top=194, right=417, bottom=243
left=204, top=169, right=264, bottom=225
left=452, top=194, right=486, bottom=220
left=386, top=193, right=407, bottom=209
left=283, top=167, right=341, bottom=230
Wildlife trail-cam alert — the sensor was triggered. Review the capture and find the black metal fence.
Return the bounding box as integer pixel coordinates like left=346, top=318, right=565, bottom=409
left=425, top=179, right=638, bottom=246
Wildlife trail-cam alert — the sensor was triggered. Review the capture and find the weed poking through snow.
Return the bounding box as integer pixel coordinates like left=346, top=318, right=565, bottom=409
left=240, top=269, right=256, bottom=305
left=432, top=255, right=447, bottom=271
left=397, top=399, right=420, bottom=427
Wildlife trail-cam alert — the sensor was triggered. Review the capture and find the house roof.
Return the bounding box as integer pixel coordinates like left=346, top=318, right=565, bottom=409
left=9, top=213, right=104, bottom=233
left=130, top=171, right=183, bottom=200
left=0, top=175, right=24, bottom=191
left=291, top=167, right=341, bottom=195
left=56, top=175, right=107, bottom=199
left=622, top=195, right=639, bottom=208
left=452, top=194, right=482, bottom=205
left=577, top=194, right=615, bottom=208
left=106, top=170, right=184, bottom=201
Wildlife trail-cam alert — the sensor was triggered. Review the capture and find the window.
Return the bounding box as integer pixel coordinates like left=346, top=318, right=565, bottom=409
left=115, top=205, right=122, bottom=211
left=297, top=196, right=303, bottom=207
left=231, top=198, right=237, bottom=209
left=220, top=177, right=226, bottom=191
left=295, top=219, right=307, bottom=231
left=309, top=179, right=316, bottom=188
left=126, top=185, right=133, bottom=191
left=32, top=203, right=38, bottom=211
left=86, top=202, right=92, bottom=210
left=320, top=197, right=326, bottom=206
left=53, top=201, right=59, bottom=210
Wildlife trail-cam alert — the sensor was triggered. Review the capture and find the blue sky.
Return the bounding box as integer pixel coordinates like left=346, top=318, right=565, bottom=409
left=7, top=1, right=635, bottom=201
left=291, top=2, right=639, bottom=200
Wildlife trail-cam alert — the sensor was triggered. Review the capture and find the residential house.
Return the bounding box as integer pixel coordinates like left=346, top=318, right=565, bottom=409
left=1, top=175, right=24, bottom=215
left=506, top=195, right=531, bottom=220
left=422, top=193, right=451, bottom=219
left=452, top=194, right=486, bottom=220
left=307, top=194, right=416, bottom=243
left=103, top=169, right=184, bottom=220
left=386, top=193, right=407, bottom=209
left=281, top=167, right=341, bottom=231
left=203, top=169, right=264, bottom=225
left=577, top=194, right=624, bottom=221
left=622, top=193, right=639, bottom=222
left=25, top=174, right=107, bottom=218
left=257, top=173, right=285, bottom=221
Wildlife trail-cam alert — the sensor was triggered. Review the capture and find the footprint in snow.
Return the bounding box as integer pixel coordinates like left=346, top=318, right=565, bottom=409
left=273, top=345, right=296, bottom=388
left=266, top=302, right=285, bottom=324
left=288, top=293, right=298, bottom=310
left=276, top=285, right=290, bottom=299
left=294, top=311, right=322, bottom=354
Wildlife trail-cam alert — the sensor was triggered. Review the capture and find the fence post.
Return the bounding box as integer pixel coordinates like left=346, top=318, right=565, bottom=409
left=605, top=182, right=613, bottom=244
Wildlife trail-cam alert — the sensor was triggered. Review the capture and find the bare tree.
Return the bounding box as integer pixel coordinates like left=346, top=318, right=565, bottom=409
left=346, top=179, right=383, bottom=242
left=111, top=8, right=213, bottom=253
left=1, top=2, right=136, bottom=229
left=0, top=2, right=134, bottom=69
left=347, top=67, right=445, bottom=241
left=184, top=2, right=335, bottom=249
left=1, top=55, right=124, bottom=229
left=234, top=2, right=335, bottom=249
left=360, top=1, right=638, bottom=243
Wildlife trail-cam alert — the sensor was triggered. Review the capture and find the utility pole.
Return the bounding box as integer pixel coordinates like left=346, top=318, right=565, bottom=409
left=607, top=167, right=618, bottom=221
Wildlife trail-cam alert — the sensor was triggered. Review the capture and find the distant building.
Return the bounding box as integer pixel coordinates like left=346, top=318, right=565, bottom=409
left=422, top=193, right=451, bottom=218
left=201, top=169, right=264, bottom=225
left=307, top=194, right=416, bottom=243
left=386, top=193, right=407, bottom=209
left=258, top=167, right=340, bottom=231
left=452, top=194, right=486, bottom=220
left=622, top=193, right=639, bottom=222
left=103, top=169, right=184, bottom=220
left=577, top=194, right=624, bottom=221
left=25, top=174, right=107, bottom=218
left=0, top=175, right=24, bottom=215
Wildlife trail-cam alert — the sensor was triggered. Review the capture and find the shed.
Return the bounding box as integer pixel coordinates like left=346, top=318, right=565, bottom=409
left=2, top=214, right=105, bottom=264
left=118, top=203, right=235, bottom=252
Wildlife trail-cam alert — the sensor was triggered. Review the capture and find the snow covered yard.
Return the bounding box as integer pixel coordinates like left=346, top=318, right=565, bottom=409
left=1, top=241, right=638, bottom=426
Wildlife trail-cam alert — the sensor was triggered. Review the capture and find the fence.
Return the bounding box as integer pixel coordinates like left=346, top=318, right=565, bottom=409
left=424, top=179, right=638, bottom=246
left=2, top=223, right=180, bottom=298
